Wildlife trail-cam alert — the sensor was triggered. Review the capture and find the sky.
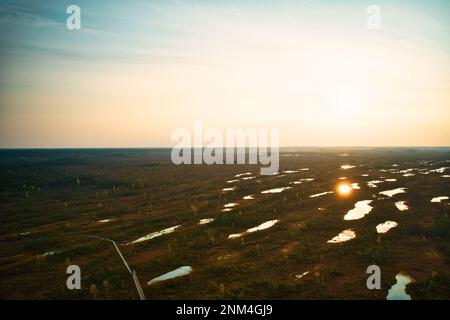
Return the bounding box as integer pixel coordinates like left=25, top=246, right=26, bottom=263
left=0, top=0, right=449, bottom=147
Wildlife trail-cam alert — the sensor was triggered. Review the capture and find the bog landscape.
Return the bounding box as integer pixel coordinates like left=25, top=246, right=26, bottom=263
left=0, top=0, right=449, bottom=302
left=0, top=147, right=449, bottom=299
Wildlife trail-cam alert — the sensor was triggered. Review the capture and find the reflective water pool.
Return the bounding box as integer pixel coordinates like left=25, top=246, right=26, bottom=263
left=386, top=273, right=414, bottom=300
left=147, top=266, right=193, bottom=285
left=344, top=200, right=373, bottom=220
left=327, top=229, right=356, bottom=243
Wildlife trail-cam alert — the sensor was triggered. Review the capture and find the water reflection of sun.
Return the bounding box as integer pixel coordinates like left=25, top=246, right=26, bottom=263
left=337, top=183, right=352, bottom=196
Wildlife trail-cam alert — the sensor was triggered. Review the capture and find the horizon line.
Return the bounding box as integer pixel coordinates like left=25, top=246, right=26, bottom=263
left=1, top=146, right=450, bottom=150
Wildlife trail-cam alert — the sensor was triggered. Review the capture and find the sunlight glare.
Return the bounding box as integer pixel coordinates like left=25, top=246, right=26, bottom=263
left=337, top=183, right=352, bottom=196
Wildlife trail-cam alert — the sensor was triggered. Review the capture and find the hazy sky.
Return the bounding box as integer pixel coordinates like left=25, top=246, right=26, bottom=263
left=0, top=0, right=449, bottom=147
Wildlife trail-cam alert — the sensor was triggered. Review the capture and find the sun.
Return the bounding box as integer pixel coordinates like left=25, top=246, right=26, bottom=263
left=327, top=83, right=369, bottom=119
left=337, top=183, right=352, bottom=196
